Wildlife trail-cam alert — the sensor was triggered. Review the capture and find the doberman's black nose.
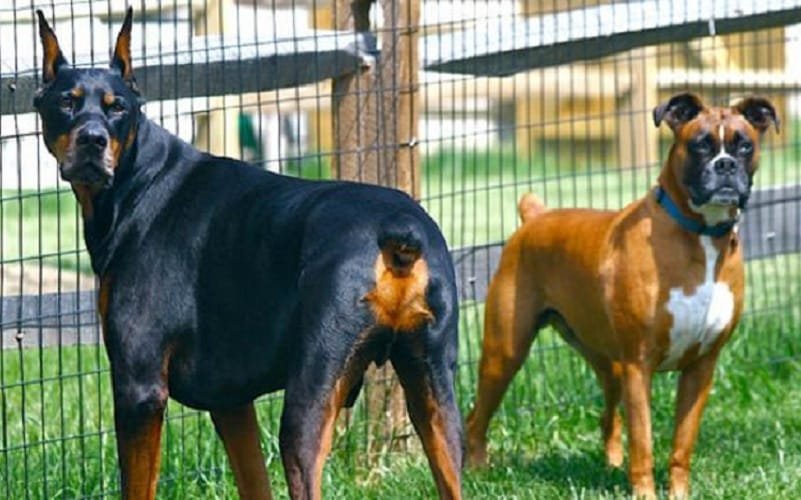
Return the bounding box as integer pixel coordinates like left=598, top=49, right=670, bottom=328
left=76, top=125, right=109, bottom=150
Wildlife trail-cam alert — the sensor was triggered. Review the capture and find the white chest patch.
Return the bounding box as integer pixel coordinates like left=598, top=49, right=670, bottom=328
left=659, top=236, right=734, bottom=370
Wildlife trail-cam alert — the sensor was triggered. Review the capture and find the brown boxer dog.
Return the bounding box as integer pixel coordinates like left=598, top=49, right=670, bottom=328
left=465, top=93, right=778, bottom=498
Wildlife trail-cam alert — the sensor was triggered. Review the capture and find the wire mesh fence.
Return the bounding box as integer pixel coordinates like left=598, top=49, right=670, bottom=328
left=1, top=0, right=800, bottom=497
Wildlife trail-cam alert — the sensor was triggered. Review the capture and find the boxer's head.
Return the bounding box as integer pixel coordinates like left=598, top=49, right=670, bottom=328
left=653, top=92, right=779, bottom=221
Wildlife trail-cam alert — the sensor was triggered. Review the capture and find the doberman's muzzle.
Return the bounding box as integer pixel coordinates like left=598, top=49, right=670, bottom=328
left=60, top=120, right=114, bottom=187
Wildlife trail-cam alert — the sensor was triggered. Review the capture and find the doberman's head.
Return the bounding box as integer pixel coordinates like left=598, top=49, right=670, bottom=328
left=653, top=92, right=779, bottom=222
left=34, top=8, right=142, bottom=197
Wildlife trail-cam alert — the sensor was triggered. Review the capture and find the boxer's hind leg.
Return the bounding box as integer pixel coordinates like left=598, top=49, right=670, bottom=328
left=465, top=250, right=543, bottom=467
left=554, top=318, right=624, bottom=468
left=591, top=358, right=624, bottom=467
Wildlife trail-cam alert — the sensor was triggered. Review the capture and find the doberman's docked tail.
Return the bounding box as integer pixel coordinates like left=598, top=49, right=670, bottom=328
left=365, top=214, right=434, bottom=332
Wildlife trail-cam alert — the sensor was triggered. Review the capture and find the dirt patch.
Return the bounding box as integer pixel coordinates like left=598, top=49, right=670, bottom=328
left=1, top=263, right=95, bottom=296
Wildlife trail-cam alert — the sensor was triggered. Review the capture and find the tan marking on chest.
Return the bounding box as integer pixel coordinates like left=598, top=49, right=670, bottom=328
left=72, top=184, right=100, bottom=220
left=98, top=275, right=112, bottom=345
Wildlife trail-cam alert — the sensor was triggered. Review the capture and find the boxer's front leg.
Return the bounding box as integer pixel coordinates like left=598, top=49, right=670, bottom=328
left=669, top=351, right=719, bottom=499
left=621, top=361, right=655, bottom=499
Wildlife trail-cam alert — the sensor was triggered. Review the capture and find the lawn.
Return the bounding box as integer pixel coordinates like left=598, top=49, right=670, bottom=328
left=0, top=188, right=87, bottom=274
left=1, top=254, right=799, bottom=499
left=1, top=144, right=800, bottom=498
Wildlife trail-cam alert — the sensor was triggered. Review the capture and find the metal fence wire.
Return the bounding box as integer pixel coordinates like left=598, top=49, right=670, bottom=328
left=1, top=0, right=800, bottom=497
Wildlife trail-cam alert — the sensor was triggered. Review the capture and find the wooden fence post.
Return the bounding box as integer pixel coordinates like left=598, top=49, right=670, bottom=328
left=616, top=46, right=658, bottom=169
left=332, top=0, right=421, bottom=455
left=379, top=0, right=421, bottom=198
left=193, top=0, right=240, bottom=158
left=332, top=0, right=379, bottom=184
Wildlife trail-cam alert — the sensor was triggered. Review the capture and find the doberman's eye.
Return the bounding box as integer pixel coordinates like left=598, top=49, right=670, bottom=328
left=107, top=98, right=127, bottom=115
left=59, top=95, right=73, bottom=112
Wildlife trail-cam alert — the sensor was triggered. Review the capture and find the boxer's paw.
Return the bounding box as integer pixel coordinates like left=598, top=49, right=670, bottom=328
left=465, top=435, right=488, bottom=468
left=668, top=466, right=690, bottom=499
left=605, top=441, right=624, bottom=468
left=630, top=473, right=657, bottom=499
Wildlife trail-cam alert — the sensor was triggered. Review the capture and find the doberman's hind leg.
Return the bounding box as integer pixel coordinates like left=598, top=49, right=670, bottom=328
left=279, top=327, right=369, bottom=500
left=211, top=402, right=273, bottom=500
left=465, top=254, right=542, bottom=467
left=392, top=332, right=463, bottom=500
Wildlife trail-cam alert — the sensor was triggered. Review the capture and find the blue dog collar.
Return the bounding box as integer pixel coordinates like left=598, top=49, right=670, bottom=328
left=654, top=186, right=736, bottom=238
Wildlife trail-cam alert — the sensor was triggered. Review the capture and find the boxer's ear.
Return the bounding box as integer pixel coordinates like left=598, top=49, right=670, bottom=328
left=653, top=92, right=705, bottom=131
left=734, top=96, right=780, bottom=134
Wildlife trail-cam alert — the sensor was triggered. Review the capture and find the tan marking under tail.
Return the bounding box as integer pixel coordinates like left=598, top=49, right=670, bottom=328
left=364, top=241, right=434, bottom=332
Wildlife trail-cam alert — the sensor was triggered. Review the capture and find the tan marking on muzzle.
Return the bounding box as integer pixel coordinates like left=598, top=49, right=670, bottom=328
left=51, top=132, right=72, bottom=164
left=110, top=137, right=122, bottom=169
left=109, top=123, right=138, bottom=169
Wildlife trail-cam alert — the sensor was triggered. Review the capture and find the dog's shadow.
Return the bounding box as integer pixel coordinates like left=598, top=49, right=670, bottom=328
left=468, top=449, right=668, bottom=498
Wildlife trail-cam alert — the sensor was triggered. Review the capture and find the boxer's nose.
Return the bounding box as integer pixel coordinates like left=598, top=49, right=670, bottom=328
left=714, top=157, right=737, bottom=176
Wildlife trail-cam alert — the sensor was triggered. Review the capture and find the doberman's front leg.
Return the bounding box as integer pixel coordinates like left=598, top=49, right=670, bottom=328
left=212, top=402, right=273, bottom=500
left=112, top=376, right=168, bottom=499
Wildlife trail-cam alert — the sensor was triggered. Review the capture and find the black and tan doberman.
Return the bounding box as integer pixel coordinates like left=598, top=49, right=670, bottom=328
left=34, top=9, right=462, bottom=499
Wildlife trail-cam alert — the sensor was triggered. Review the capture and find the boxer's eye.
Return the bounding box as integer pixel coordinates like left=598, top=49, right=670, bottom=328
left=738, top=141, right=753, bottom=156
left=690, top=137, right=713, bottom=155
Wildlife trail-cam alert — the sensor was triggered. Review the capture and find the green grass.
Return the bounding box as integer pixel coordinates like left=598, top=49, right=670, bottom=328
left=1, top=144, right=800, bottom=497
left=1, top=253, right=799, bottom=498
left=0, top=189, right=88, bottom=273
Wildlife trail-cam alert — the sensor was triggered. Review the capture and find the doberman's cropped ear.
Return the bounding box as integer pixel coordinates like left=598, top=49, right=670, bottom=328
left=36, top=10, right=69, bottom=84
left=110, top=7, right=135, bottom=84
left=733, top=96, right=780, bottom=134
left=652, top=92, right=706, bottom=132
